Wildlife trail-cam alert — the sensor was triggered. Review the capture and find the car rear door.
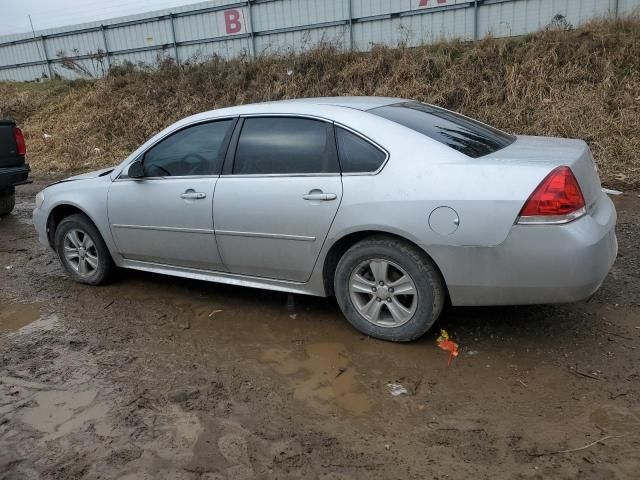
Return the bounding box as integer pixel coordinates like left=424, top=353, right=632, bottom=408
left=213, top=116, right=343, bottom=282
left=108, top=118, right=236, bottom=270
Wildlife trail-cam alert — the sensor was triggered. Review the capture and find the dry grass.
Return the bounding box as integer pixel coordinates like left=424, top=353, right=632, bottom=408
left=0, top=17, right=639, bottom=189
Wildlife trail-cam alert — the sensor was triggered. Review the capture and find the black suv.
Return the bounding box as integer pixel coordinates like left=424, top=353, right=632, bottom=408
left=0, top=120, right=30, bottom=216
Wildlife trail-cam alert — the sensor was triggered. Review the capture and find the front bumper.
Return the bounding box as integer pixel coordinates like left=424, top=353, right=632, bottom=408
left=434, top=194, right=618, bottom=306
left=33, top=207, right=51, bottom=249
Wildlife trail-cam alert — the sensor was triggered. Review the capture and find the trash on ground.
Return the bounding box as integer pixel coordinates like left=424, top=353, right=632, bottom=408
left=387, top=383, right=409, bottom=396
left=208, top=309, right=223, bottom=317
left=437, top=329, right=459, bottom=366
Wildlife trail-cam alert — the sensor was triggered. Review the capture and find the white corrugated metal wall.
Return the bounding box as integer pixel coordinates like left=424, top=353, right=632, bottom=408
left=0, top=0, right=638, bottom=81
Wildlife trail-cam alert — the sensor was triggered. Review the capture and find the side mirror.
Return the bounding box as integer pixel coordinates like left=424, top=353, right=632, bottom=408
left=128, top=159, right=144, bottom=179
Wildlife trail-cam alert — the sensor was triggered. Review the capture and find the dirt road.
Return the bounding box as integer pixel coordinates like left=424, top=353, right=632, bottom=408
left=1, top=178, right=639, bottom=479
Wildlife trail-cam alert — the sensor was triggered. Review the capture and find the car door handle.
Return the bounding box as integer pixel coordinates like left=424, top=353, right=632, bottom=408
left=180, top=191, right=207, bottom=200
left=303, top=193, right=337, bottom=201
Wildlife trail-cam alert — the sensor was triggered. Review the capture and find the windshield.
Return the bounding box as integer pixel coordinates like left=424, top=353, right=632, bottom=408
left=369, top=102, right=515, bottom=158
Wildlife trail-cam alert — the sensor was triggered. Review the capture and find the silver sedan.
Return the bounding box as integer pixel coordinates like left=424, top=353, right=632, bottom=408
left=33, top=97, right=617, bottom=341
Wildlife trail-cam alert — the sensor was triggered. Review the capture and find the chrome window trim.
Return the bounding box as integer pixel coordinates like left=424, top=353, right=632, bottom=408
left=230, top=113, right=340, bottom=177
left=333, top=121, right=390, bottom=176
left=115, top=116, right=238, bottom=180
left=115, top=113, right=390, bottom=179
left=225, top=114, right=390, bottom=178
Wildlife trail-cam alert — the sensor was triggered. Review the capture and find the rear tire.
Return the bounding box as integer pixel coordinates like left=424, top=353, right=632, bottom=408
left=334, top=235, right=445, bottom=342
left=0, top=187, right=15, bottom=217
left=54, top=213, right=114, bottom=285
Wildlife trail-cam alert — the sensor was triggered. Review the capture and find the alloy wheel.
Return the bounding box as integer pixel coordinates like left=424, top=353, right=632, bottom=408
left=348, top=258, right=418, bottom=328
left=63, top=228, right=99, bottom=277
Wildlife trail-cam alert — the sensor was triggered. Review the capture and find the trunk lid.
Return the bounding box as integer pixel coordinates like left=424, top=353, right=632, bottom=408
left=485, top=135, right=603, bottom=213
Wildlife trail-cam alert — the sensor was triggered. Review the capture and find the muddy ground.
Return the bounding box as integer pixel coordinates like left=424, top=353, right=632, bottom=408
left=0, top=178, right=639, bottom=480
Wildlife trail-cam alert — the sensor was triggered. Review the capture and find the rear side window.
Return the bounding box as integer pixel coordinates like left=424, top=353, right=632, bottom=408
left=143, top=119, right=234, bottom=176
left=233, top=117, right=338, bottom=175
left=369, top=102, right=515, bottom=158
left=335, top=127, right=387, bottom=173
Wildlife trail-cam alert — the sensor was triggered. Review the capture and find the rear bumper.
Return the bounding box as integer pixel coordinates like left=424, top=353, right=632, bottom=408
left=433, top=194, right=618, bottom=306
left=0, top=164, right=30, bottom=188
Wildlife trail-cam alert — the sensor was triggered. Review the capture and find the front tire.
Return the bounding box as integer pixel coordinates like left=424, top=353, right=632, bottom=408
left=334, top=236, right=445, bottom=342
left=0, top=187, right=15, bottom=216
left=54, top=213, right=114, bottom=285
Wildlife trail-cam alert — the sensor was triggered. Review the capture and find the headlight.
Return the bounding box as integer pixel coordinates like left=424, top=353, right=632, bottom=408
left=35, top=191, right=45, bottom=209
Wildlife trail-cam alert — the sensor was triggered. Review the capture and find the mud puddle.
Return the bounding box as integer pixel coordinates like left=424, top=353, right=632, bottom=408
left=263, top=342, right=371, bottom=416
left=0, top=301, right=42, bottom=332
left=17, top=388, right=111, bottom=439
left=127, top=286, right=376, bottom=415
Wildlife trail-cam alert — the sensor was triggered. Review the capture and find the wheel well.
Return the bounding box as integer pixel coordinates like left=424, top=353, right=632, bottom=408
left=46, top=205, right=87, bottom=247
left=322, top=231, right=449, bottom=298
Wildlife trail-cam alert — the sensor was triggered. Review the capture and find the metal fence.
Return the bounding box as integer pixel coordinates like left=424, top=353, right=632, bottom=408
left=1, top=0, right=638, bottom=81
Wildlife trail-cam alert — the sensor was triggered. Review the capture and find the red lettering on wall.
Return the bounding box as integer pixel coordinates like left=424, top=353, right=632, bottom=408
left=224, top=9, right=242, bottom=34
left=419, top=0, right=447, bottom=6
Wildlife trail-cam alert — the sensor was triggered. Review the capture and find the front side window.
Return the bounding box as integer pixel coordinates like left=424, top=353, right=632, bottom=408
left=369, top=102, right=515, bottom=158
left=233, top=117, right=338, bottom=175
left=335, top=127, right=387, bottom=173
left=143, top=119, right=234, bottom=177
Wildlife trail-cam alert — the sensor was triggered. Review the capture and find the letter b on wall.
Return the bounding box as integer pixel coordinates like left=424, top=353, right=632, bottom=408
left=224, top=9, right=243, bottom=34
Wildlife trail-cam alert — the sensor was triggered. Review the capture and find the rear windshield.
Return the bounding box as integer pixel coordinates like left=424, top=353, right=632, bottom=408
left=369, top=102, right=515, bottom=158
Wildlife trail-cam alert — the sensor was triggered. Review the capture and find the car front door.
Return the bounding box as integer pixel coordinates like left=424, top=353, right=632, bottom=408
left=213, top=116, right=343, bottom=282
left=108, top=118, right=236, bottom=270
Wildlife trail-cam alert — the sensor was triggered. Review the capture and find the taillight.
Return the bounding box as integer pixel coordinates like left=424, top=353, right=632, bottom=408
left=517, top=166, right=586, bottom=225
left=13, top=127, right=26, bottom=156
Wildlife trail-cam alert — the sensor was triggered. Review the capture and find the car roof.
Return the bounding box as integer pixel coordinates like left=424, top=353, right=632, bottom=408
left=203, top=97, right=407, bottom=117
left=275, top=96, right=406, bottom=111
